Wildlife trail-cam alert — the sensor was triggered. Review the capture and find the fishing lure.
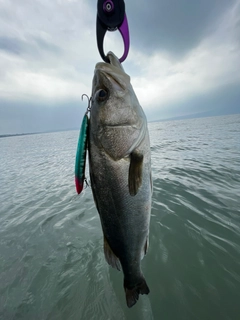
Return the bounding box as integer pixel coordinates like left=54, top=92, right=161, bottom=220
left=75, top=95, right=91, bottom=194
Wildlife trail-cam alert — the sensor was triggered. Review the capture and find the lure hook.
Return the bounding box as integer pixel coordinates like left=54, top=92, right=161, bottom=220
left=81, top=94, right=92, bottom=115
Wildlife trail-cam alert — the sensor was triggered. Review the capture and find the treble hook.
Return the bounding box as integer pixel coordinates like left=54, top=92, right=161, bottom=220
left=81, top=94, right=92, bottom=115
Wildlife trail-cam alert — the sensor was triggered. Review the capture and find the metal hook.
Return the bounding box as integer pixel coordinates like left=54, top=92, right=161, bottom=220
left=81, top=94, right=92, bottom=115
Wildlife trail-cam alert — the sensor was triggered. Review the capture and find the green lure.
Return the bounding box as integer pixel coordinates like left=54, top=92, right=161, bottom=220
left=75, top=113, right=89, bottom=194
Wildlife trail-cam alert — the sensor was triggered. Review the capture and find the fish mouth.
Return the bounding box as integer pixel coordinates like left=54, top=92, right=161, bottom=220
left=94, top=51, right=129, bottom=91
left=105, top=72, right=126, bottom=91
left=95, top=68, right=126, bottom=91
left=95, top=59, right=128, bottom=89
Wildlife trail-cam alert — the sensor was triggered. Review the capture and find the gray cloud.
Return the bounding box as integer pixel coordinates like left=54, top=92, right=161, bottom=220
left=0, top=37, right=24, bottom=55
left=0, top=0, right=239, bottom=134
left=1, top=83, right=239, bottom=135
left=147, top=83, right=240, bottom=121
left=30, top=36, right=62, bottom=55
left=0, top=35, right=61, bottom=59
left=126, top=0, right=238, bottom=56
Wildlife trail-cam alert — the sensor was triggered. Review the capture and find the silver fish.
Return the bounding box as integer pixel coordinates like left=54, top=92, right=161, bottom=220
left=88, top=52, right=152, bottom=308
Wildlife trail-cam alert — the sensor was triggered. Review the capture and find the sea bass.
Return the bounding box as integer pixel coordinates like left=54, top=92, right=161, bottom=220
left=88, top=52, right=152, bottom=308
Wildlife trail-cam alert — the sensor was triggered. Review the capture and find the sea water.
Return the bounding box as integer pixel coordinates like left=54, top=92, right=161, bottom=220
left=0, top=114, right=239, bottom=320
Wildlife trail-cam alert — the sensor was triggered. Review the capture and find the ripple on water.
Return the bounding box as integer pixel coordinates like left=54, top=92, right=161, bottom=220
left=0, top=116, right=240, bottom=319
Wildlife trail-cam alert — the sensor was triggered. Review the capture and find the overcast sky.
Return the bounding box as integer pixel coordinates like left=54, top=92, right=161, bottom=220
left=0, top=0, right=240, bottom=134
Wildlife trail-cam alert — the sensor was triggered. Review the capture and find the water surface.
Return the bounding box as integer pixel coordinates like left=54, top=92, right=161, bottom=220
left=0, top=114, right=240, bottom=320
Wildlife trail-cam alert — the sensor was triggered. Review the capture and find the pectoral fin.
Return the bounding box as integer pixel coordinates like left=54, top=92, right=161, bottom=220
left=128, top=150, right=144, bottom=196
left=104, top=236, right=121, bottom=271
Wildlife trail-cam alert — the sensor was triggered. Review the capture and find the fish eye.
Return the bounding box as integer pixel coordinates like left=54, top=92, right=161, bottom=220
left=96, top=89, right=108, bottom=102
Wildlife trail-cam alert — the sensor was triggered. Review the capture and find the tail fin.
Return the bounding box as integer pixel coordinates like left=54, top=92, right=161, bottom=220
left=124, top=277, right=150, bottom=308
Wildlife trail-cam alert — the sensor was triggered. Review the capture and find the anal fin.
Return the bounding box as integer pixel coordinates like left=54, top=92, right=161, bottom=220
left=128, top=150, right=144, bottom=196
left=104, top=236, right=121, bottom=271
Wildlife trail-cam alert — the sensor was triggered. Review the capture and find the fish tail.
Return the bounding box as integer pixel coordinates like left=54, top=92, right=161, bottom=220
left=124, top=276, right=150, bottom=308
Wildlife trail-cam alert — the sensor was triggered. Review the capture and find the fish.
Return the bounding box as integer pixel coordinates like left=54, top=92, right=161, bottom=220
left=88, top=51, right=152, bottom=308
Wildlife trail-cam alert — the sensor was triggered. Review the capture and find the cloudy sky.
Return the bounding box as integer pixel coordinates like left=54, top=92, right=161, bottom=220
left=0, top=0, right=240, bottom=134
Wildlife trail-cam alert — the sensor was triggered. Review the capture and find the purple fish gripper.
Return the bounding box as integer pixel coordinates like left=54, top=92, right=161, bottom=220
left=97, top=0, right=130, bottom=63
left=103, top=0, right=114, bottom=13
left=118, top=14, right=130, bottom=63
